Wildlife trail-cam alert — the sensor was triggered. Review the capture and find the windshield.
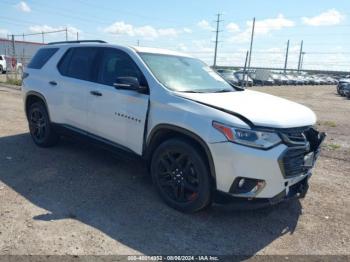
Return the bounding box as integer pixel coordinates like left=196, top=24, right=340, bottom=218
left=139, top=53, right=235, bottom=93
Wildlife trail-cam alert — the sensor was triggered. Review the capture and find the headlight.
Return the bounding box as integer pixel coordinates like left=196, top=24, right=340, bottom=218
left=212, top=121, right=281, bottom=149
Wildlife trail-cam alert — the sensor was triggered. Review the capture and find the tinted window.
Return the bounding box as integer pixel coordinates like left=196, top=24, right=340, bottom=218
left=57, top=49, right=73, bottom=75
left=98, top=48, right=147, bottom=87
left=0, top=56, right=3, bottom=61
left=58, top=47, right=99, bottom=81
left=28, top=48, right=58, bottom=69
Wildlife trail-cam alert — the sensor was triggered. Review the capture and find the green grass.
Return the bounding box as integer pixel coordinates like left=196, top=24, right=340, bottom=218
left=5, top=78, right=22, bottom=86
left=322, top=120, right=337, bottom=128
left=326, top=143, right=341, bottom=150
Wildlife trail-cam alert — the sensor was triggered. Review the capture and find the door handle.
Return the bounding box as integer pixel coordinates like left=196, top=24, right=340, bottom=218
left=49, top=81, right=57, bottom=86
left=90, top=90, right=102, bottom=96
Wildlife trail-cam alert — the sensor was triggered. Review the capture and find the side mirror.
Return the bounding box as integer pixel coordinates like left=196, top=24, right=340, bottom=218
left=113, top=77, right=140, bottom=91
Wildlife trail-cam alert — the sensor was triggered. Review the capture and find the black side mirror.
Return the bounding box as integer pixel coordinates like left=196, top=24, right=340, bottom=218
left=113, top=77, right=140, bottom=91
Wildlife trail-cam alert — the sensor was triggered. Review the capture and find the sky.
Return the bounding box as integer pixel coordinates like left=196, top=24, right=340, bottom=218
left=0, top=0, right=349, bottom=71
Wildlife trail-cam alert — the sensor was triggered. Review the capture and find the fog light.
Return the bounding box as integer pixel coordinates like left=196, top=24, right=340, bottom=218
left=229, top=177, right=266, bottom=196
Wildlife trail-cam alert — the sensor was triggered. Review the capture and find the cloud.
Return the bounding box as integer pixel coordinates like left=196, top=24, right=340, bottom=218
left=226, top=23, right=240, bottom=33
left=16, top=1, right=31, bottom=12
left=158, top=28, right=178, bottom=37
left=183, top=27, right=192, bottom=34
left=0, top=28, right=9, bottom=37
left=103, top=21, right=134, bottom=36
left=104, top=21, right=180, bottom=39
left=302, top=9, right=345, bottom=26
left=177, top=43, right=188, bottom=51
left=229, top=14, right=295, bottom=43
left=197, top=20, right=214, bottom=31
left=134, top=26, right=158, bottom=39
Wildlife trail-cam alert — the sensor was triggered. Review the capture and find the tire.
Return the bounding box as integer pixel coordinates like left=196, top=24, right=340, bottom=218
left=151, top=138, right=212, bottom=213
left=0, top=65, right=3, bottom=74
left=28, top=102, right=59, bottom=147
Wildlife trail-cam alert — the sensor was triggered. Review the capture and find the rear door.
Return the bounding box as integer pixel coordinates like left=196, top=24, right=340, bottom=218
left=87, top=47, right=149, bottom=154
left=56, top=47, right=99, bottom=131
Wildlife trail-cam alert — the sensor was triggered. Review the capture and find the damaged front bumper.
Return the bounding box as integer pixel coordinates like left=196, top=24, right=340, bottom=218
left=213, top=127, right=326, bottom=209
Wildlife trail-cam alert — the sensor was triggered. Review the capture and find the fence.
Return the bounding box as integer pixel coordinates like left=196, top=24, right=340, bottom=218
left=0, top=29, right=75, bottom=84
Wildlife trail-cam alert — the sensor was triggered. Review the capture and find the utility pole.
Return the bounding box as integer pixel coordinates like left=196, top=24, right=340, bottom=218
left=22, top=33, right=25, bottom=66
left=41, top=31, right=44, bottom=43
left=76, top=32, right=79, bottom=40
left=137, top=40, right=140, bottom=46
left=247, top=17, right=255, bottom=70
left=65, top=27, right=68, bottom=41
left=297, top=40, right=303, bottom=72
left=213, top=13, right=223, bottom=68
left=242, top=51, right=249, bottom=88
left=300, top=52, right=306, bottom=70
left=11, top=34, right=17, bottom=80
left=284, top=39, right=289, bottom=72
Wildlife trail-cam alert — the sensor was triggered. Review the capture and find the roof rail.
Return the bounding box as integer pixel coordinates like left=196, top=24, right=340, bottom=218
left=47, top=40, right=107, bottom=45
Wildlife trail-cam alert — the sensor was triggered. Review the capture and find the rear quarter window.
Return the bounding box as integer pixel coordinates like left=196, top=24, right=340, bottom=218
left=57, top=47, right=99, bottom=81
left=27, top=48, right=58, bottom=69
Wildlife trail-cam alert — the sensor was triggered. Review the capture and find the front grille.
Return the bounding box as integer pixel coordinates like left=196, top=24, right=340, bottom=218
left=278, top=127, right=312, bottom=178
left=279, top=126, right=310, bottom=146
left=279, top=148, right=309, bottom=178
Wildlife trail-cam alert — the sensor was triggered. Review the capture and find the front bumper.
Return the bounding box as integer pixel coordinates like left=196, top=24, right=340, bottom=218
left=214, top=174, right=311, bottom=209
left=209, top=127, right=325, bottom=203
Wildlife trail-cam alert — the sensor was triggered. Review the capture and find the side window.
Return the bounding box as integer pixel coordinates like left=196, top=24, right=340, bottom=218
left=98, top=48, right=147, bottom=87
left=0, top=56, right=3, bottom=61
left=27, top=48, right=58, bottom=69
left=58, top=47, right=99, bottom=81
left=57, top=49, right=73, bottom=75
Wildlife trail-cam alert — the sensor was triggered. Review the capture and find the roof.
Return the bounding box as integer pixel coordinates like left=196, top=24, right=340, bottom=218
left=131, top=46, right=193, bottom=58
left=42, top=40, right=193, bottom=58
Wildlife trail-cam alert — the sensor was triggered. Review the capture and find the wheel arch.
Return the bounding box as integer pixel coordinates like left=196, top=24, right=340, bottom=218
left=145, top=124, right=217, bottom=189
left=25, top=91, right=50, bottom=121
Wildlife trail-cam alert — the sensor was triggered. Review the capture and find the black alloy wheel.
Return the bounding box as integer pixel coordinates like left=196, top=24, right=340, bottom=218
left=151, top=138, right=211, bottom=213
left=28, top=102, right=59, bottom=147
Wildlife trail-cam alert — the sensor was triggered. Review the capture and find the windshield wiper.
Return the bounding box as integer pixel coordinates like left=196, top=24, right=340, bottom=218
left=211, top=89, right=232, bottom=93
left=179, top=90, right=205, bottom=93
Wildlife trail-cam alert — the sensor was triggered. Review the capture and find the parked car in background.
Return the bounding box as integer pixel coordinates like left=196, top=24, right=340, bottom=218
left=251, top=69, right=274, bottom=86
left=295, top=75, right=305, bottom=85
left=343, top=85, right=350, bottom=98
left=270, top=73, right=284, bottom=85
left=304, top=76, right=316, bottom=85
left=310, top=76, right=321, bottom=85
left=337, top=78, right=350, bottom=96
left=0, top=55, right=23, bottom=74
left=216, top=69, right=239, bottom=86
left=234, top=71, right=254, bottom=87
left=285, top=74, right=297, bottom=85
left=0, top=55, right=7, bottom=74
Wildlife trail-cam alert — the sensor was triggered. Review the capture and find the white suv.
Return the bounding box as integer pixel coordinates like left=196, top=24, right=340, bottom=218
left=22, top=40, right=325, bottom=212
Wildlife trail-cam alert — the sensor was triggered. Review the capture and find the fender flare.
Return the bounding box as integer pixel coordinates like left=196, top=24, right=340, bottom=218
left=25, top=91, right=51, bottom=121
left=146, top=124, right=217, bottom=187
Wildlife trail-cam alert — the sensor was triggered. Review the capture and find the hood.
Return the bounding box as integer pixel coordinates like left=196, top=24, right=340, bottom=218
left=176, top=90, right=316, bottom=129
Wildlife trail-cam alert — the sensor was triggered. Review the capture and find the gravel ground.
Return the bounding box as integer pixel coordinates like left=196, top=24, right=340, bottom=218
left=0, top=84, right=349, bottom=257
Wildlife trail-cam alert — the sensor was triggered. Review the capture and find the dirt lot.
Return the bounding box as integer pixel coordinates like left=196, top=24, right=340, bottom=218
left=0, top=84, right=349, bottom=256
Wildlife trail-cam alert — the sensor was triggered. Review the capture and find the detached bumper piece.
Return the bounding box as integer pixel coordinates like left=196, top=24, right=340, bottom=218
left=269, top=176, right=310, bottom=205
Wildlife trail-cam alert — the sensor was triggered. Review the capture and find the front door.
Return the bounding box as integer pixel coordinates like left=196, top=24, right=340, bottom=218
left=87, top=48, right=149, bottom=155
